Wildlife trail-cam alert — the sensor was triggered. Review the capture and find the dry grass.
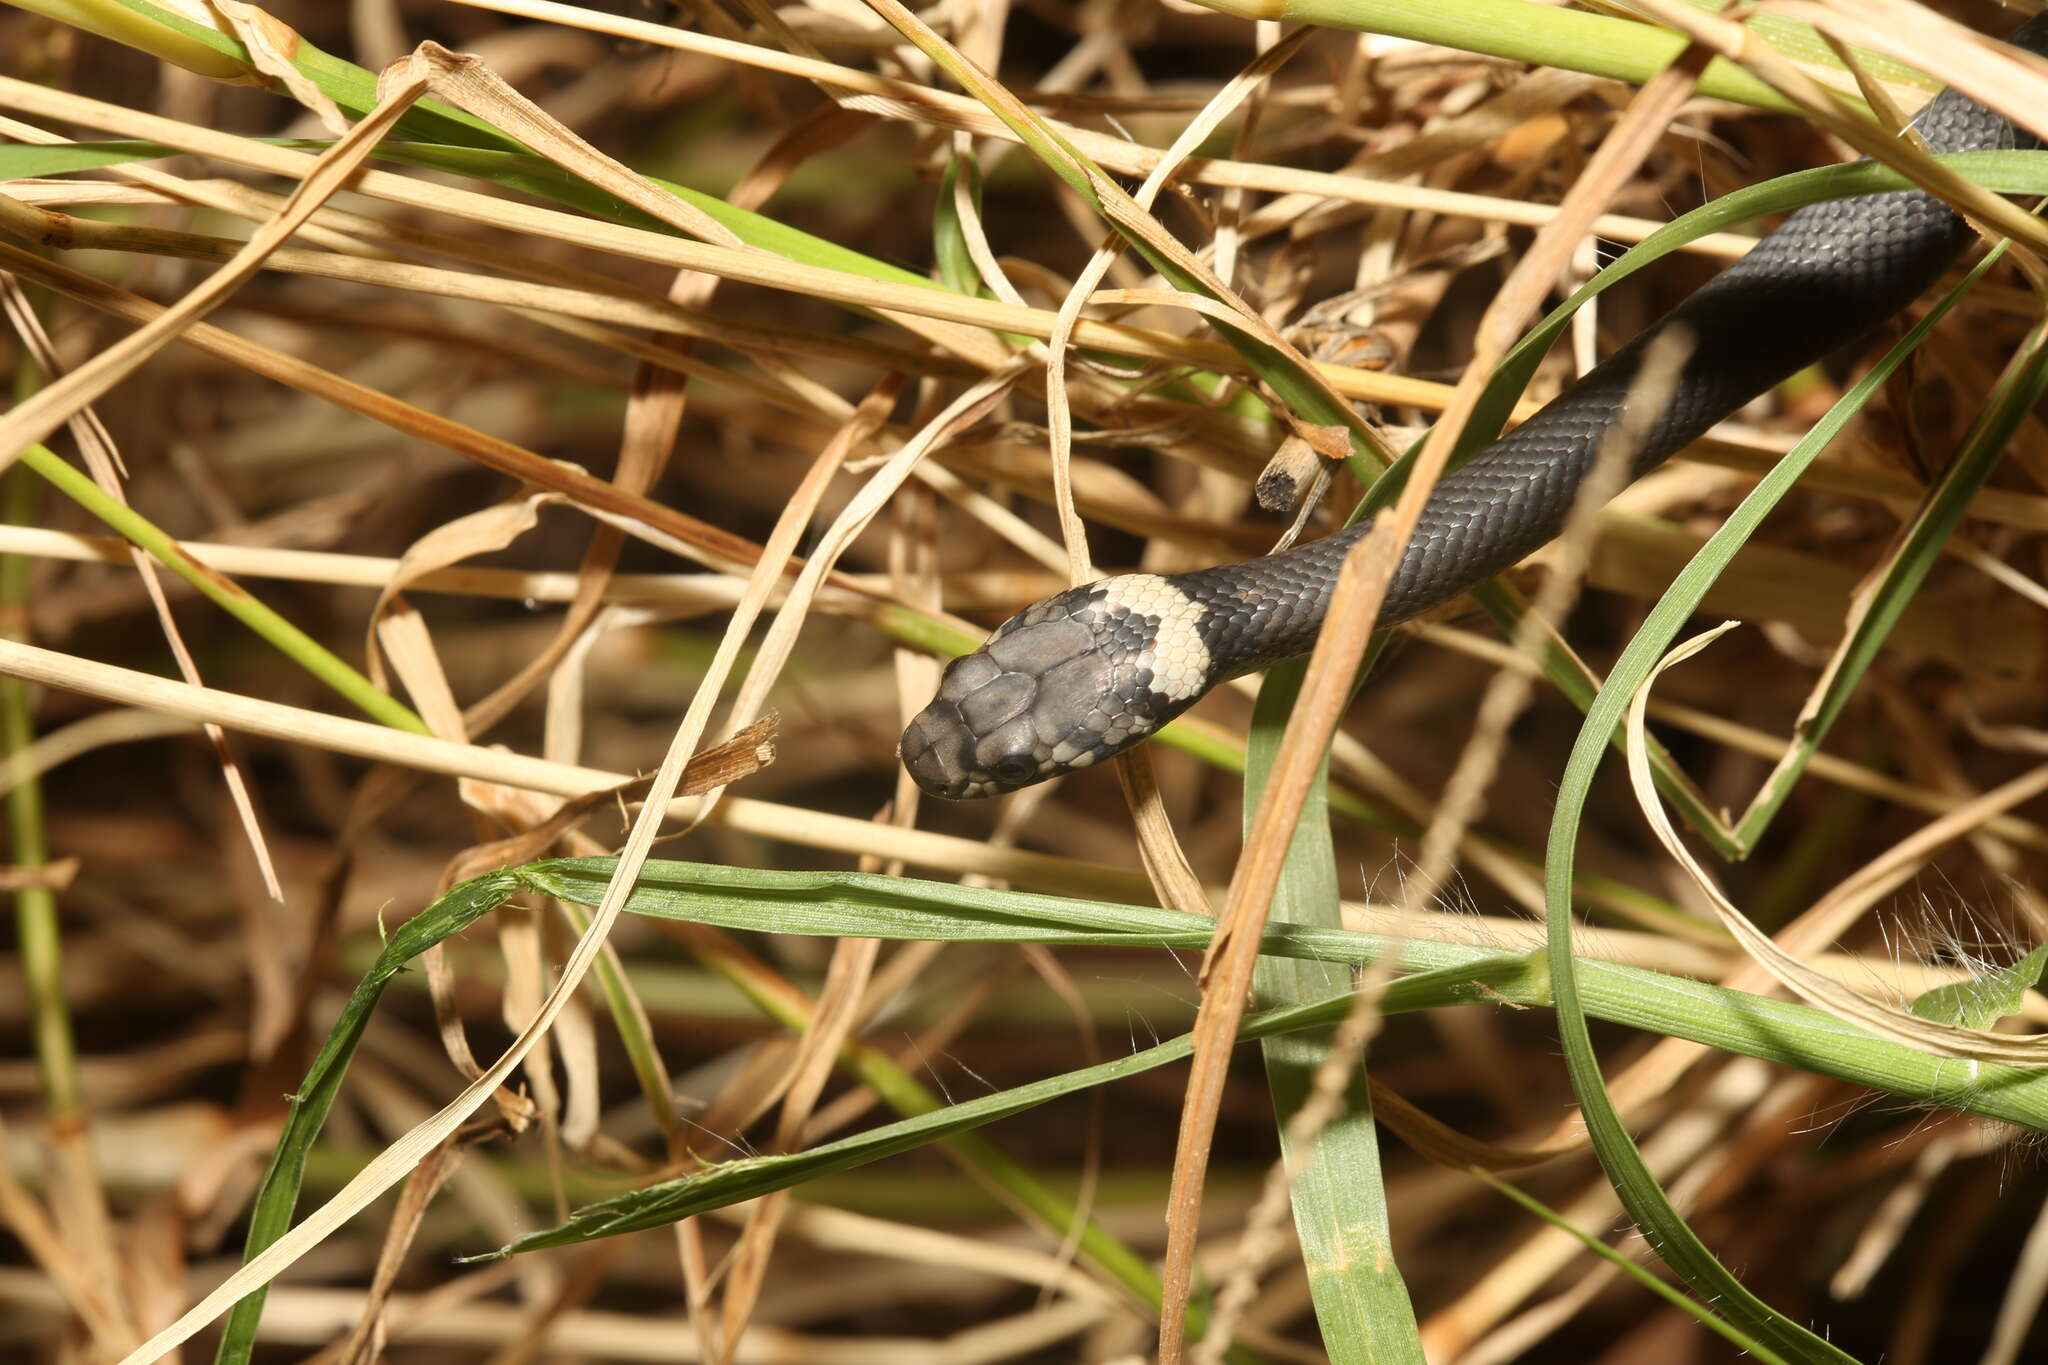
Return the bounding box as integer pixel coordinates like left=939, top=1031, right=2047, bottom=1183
left=3, top=0, right=2048, bottom=1361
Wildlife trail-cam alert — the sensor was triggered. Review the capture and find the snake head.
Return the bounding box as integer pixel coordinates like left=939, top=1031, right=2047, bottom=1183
left=898, top=576, right=1214, bottom=799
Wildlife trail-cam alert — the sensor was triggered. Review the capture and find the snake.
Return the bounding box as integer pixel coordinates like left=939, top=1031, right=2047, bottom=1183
left=901, top=16, right=2048, bottom=800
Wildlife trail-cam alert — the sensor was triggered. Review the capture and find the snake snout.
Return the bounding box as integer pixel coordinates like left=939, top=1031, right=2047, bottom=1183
left=898, top=703, right=978, bottom=800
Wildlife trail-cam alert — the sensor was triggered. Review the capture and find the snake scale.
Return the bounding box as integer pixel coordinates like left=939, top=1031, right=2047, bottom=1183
left=902, top=15, right=2048, bottom=799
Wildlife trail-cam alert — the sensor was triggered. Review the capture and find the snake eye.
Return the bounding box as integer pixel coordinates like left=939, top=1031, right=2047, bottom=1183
left=990, top=755, right=1036, bottom=786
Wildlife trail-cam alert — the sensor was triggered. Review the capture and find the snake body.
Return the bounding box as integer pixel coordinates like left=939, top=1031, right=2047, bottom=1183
left=902, top=17, right=2047, bottom=800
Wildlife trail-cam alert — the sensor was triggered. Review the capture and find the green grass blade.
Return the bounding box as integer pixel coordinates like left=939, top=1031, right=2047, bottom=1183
left=1734, top=310, right=2048, bottom=846
left=515, top=857, right=2048, bottom=1131
left=1210, top=0, right=1792, bottom=110
left=24, top=0, right=521, bottom=148
left=1529, top=251, right=2014, bottom=1365
left=212, top=869, right=525, bottom=1365
left=0, top=134, right=949, bottom=289
left=1357, top=151, right=2048, bottom=520
left=2, top=464, right=80, bottom=1121
left=1469, top=577, right=1739, bottom=854
left=1655, top=1, right=1931, bottom=91
left=1342, top=153, right=2048, bottom=856
left=1243, top=665, right=1423, bottom=1363
left=368, top=142, right=945, bottom=288
left=1475, top=1171, right=1794, bottom=1365
left=0, top=138, right=190, bottom=177
left=221, top=857, right=1211, bottom=1356
left=479, top=956, right=1532, bottom=1258
left=14, top=443, right=428, bottom=735
left=933, top=154, right=986, bottom=297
